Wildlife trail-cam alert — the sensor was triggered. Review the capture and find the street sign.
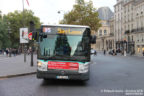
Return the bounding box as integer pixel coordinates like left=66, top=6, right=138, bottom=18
left=28, top=32, right=32, bottom=40
left=20, top=28, right=29, bottom=43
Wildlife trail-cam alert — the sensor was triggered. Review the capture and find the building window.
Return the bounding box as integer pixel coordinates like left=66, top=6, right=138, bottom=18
left=104, top=30, right=107, bottom=35
left=128, top=36, right=130, bottom=42
left=137, top=39, right=139, bottom=42
left=99, top=30, right=102, bottom=36
left=131, top=24, right=133, bottom=30
left=137, top=34, right=139, bottom=42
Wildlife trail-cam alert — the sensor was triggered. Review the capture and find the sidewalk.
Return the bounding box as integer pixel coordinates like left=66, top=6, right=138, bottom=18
left=0, top=54, right=37, bottom=78
left=96, top=51, right=144, bottom=58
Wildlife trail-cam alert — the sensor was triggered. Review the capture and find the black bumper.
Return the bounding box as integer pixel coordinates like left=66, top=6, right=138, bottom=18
left=37, top=70, right=89, bottom=81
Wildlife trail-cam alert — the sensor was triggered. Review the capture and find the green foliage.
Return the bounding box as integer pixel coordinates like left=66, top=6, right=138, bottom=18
left=0, top=11, right=2, bottom=19
left=5, top=9, right=41, bottom=48
left=60, top=0, right=101, bottom=31
left=0, top=13, right=11, bottom=49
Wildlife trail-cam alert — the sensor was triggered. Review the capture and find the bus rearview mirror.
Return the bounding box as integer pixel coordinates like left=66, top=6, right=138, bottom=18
left=40, top=36, right=43, bottom=42
left=90, top=35, right=96, bottom=44
left=43, top=35, right=47, bottom=38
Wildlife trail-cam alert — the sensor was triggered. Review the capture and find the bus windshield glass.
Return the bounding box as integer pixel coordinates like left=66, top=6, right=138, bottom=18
left=38, top=27, right=90, bottom=62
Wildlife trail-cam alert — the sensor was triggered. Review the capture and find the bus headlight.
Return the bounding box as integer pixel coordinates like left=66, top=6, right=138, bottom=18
left=37, top=62, right=42, bottom=67
left=37, top=61, right=47, bottom=71
left=79, top=63, right=89, bottom=73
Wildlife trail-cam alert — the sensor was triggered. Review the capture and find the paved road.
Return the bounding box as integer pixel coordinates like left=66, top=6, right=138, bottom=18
left=0, top=54, right=144, bottom=96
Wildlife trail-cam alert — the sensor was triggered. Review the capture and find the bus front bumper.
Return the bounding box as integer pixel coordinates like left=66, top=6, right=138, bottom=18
left=37, top=70, right=89, bottom=81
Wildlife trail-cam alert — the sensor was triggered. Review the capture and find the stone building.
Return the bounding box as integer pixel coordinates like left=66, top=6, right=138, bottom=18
left=108, top=17, right=115, bottom=50
left=123, top=0, right=135, bottom=54
left=94, top=20, right=114, bottom=51
left=114, top=0, right=125, bottom=51
left=114, top=0, right=144, bottom=56
left=91, top=7, right=114, bottom=51
left=132, top=0, right=144, bottom=56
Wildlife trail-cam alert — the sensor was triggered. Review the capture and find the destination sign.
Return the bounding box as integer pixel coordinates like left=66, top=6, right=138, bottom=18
left=57, top=28, right=82, bottom=35
left=42, top=26, right=85, bottom=35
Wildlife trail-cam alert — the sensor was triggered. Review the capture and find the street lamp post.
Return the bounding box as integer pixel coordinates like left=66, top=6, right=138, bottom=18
left=8, top=26, right=12, bottom=57
left=57, top=10, right=65, bottom=24
left=30, top=21, right=35, bottom=67
left=22, top=0, right=27, bottom=62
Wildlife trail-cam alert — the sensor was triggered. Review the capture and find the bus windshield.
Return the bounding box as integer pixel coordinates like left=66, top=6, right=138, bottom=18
left=38, top=27, right=90, bottom=62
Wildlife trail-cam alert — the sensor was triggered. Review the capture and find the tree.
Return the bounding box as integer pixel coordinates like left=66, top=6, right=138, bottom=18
left=60, top=0, right=101, bottom=31
left=5, top=9, right=41, bottom=48
left=0, top=11, right=11, bottom=49
left=0, top=11, right=1, bottom=21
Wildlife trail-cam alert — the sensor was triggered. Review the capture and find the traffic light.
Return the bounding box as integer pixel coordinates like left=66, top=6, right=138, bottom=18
left=30, top=21, right=35, bottom=32
left=30, top=21, right=35, bottom=41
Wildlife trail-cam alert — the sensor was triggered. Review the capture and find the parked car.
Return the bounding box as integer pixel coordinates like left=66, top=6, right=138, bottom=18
left=91, top=49, right=95, bottom=54
left=91, top=49, right=97, bottom=55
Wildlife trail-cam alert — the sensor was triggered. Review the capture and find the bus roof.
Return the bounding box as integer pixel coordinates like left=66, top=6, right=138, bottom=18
left=41, top=24, right=90, bottom=28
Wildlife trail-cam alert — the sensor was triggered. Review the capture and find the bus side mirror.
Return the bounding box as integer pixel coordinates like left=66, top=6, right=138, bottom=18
left=90, top=35, right=96, bottom=44
left=39, top=33, right=43, bottom=42
left=43, top=35, right=47, bottom=38
left=37, top=33, right=46, bottom=42
left=40, top=36, right=43, bottom=42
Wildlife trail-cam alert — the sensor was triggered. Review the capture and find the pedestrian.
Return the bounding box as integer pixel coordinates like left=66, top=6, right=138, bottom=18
left=112, top=49, right=114, bottom=56
left=142, top=50, right=144, bottom=56
left=28, top=49, right=30, bottom=55
left=94, top=50, right=97, bottom=56
left=121, top=50, right=124, bottom=56
left=6, top=48, right=9, bottom=57
left=104, top=49, right=106, bottom=55
left=9, top=48, right=12, bottom=57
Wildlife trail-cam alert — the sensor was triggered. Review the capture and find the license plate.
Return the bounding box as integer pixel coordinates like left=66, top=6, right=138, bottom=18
left=56, top=76, right=69, bottom=79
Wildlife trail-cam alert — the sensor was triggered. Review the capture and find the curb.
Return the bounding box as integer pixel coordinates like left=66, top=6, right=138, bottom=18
left=0, top=72, right=36, bottom=79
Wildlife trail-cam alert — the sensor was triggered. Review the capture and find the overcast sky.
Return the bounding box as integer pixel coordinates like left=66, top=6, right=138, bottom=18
left=0, top=0, right=116, bottom=24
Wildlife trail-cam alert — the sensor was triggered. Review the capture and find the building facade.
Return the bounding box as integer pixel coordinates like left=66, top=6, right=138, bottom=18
left=114, top=0, right=125, bottom=51
left=93, top=20, right=115, bottom=51
left=91, top=7, right=115, bottom=51
left=123, top=0, right=135, bottom=54
left=114, top=0, right=144, bottom=56
left=133, top=0, right=144, bottom=56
